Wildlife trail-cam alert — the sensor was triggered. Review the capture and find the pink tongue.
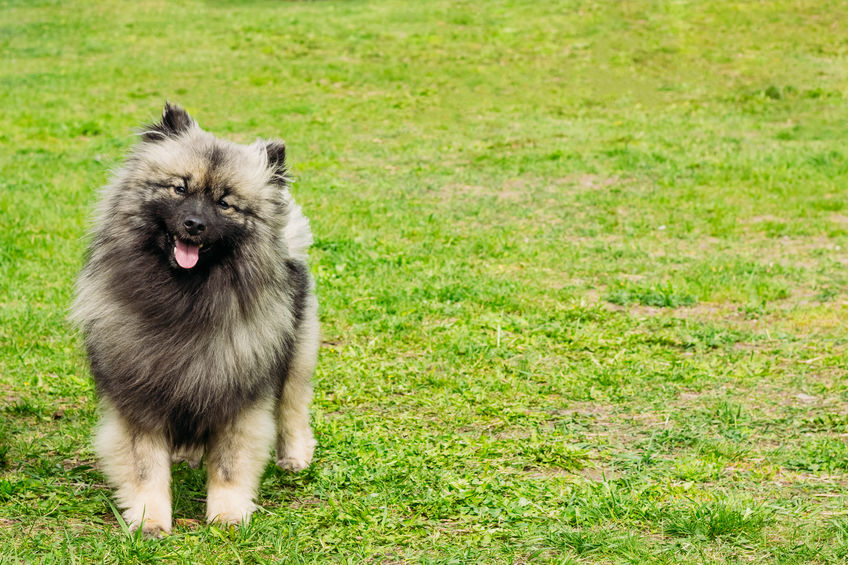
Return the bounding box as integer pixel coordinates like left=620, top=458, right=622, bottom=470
left=174, top=240, right=200, bottom=269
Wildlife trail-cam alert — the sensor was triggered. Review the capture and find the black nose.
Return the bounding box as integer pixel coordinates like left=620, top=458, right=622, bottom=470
left=183, top=216, right=206, bottom=235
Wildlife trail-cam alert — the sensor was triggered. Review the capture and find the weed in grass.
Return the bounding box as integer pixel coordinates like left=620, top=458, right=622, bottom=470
left=697, top=439, right=750, bottom=463
left=518, top=439, right=588, bottom=471
left=783, top=437, right=848, bottom=473
left=802, top=412, right=848, bottom=433
left=662, top=499, right=773, bottom=541
left=605, top=282, right=697, bottom=308
left=712, top=400, right=747, bottom=428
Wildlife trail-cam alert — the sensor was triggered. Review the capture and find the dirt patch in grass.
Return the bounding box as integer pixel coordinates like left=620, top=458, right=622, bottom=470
left=492, top=428, right=535, bottom=441
left=771, top=469, right=848, bottom=489
left=443, top=174, right=624, bottom=197
left=604, top=294, right=848, bottom=343
left=752, top=379, right=847, bottom=419
left=570, top=174, right=622, bottom=191
left=523, top=467, right=575, bottom=480
left=552, top=402, right=613, bottom=422
left=671, top=302, right=741, bottom=320
left=174, top=518, right=202, bottom=529
left=741, top=215, right=784, bottom=225
left=60, top=456, right=97, bottom=471
left=288, top=497, right=325, bottom=510
left=0, top=382, right=21, bottom=405
left=559, top=403, right=668, bottom=453
left=577, top=465, right=621, bottom=482
left=759, top=236, right=842, bottom=267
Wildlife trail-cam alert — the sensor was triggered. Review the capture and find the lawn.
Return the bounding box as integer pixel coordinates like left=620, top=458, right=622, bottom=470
left=2, top=0, right=848, bottom=562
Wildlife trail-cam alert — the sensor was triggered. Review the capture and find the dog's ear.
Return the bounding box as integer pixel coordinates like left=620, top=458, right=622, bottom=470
left=141, top=103, right=195, bottom=142
left=265, top=140, right=288, bottom=185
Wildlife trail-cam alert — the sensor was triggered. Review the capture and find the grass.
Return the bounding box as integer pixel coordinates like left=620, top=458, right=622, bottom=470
left=2, top=0, right=848, bottom=562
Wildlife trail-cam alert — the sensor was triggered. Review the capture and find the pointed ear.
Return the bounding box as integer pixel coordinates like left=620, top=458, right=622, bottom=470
left=141, top=103, right=195, bottom=142
left=265, top=140, right=288, bottom=184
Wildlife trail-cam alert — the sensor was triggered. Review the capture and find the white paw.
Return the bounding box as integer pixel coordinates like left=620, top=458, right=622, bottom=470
left=139, top=522, right=170, bottom=538
left=276, top=456, right=311, bottom=472
left=276, top=437, right=316, bottom=472
left=124, top=509, right=171, bottom=538
left=206, top=490, right=256, bottom=526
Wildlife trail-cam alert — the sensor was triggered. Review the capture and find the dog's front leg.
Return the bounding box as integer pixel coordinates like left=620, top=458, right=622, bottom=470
left=206, top=399, right=275, bottom=526
left=95, top=401, right=172, bottom=537
left=276, top=293, right=319, bottom=472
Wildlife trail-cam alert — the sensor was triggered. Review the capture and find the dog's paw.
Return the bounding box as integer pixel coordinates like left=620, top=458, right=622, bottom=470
left=207, top=511, right=253, bottom=527
left=276, top=455, right=311, bottom=472
left=124, top=505, right=172, bottom=538
left=276, top=437, right=316, bottom=472
left=206, top=491, right=256, bottom=527
left=127, top=516, right=171, bottom=538
left=140, top=522, right=170, bottom=538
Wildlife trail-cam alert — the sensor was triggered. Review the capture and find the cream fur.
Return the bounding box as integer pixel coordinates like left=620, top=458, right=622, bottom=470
left=276, top=293, right=320, bottom=471
left=206, top=399, right=277, bottom=525
left=95, top=400, right=172, bottom=536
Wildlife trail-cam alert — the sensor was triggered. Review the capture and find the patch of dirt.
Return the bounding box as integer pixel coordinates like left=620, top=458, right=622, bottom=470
left=434, top=174, right=625, bottom=204
left=577, top=466, right=620, bottom=482
left=554, top=403, right=667, bottom=452
left=672, top=302, right=738, bottom=320
left=565, top=173, right=623, bottom=191
left=732, top=341, right=773, bottom=352
left=321, top=339, right=344, bottom=351
left=523, top=468, right=575, bottom=480
left=741, top=215, right=784, bottom=225
left=771, top=469, right=848, bottom=488
left=602, top=293, right=848, bottom=341
left=759, top=235, right=843, bottom=266
left=755, top=387, right=845, bottom=416
left=552, top=401, right=612, bottom=420
left=0, top=382, right=21, bottom=405
left=492, top=428, right=535, bottom=440
left=288, top=497, right=325, bottom=510
left=434, top=519, right=475, bottom=534
left=605, top=304, right=665, bottom=318
left=60, top=457, right=97, bottom=471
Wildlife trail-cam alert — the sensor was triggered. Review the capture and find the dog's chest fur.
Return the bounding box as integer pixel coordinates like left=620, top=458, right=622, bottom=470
left=85, top=258, right=309, bottom=446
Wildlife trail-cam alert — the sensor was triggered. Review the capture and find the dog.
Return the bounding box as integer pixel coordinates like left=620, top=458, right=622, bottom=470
left=70, top=103, right=319, bottom=536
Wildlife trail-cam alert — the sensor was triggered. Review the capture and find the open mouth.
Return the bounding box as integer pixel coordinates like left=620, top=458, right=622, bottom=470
left=172, top=237, right=205, bottom=269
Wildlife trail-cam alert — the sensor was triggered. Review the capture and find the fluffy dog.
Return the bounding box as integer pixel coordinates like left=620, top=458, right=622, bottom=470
left=70, top=103, right=319, bottom=536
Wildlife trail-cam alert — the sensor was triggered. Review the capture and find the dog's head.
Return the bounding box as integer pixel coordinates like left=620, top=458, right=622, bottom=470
left=107, top=103, right=290, bottom=272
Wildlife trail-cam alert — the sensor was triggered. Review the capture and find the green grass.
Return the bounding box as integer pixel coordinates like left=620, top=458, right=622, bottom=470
left=2, top=0, right=848, bottom=562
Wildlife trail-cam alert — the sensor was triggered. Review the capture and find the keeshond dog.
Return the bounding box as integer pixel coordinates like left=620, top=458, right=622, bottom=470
left=70, top=103, right=319, bottom=536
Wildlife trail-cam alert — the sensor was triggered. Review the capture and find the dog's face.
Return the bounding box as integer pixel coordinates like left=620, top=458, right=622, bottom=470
left=113, top=104, right=289, bottom=272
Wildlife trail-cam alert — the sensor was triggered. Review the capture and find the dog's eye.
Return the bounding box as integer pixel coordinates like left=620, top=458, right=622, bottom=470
left=218, top=198, right=230, bottom=210
left=172, top=185, right=186, bottom=195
